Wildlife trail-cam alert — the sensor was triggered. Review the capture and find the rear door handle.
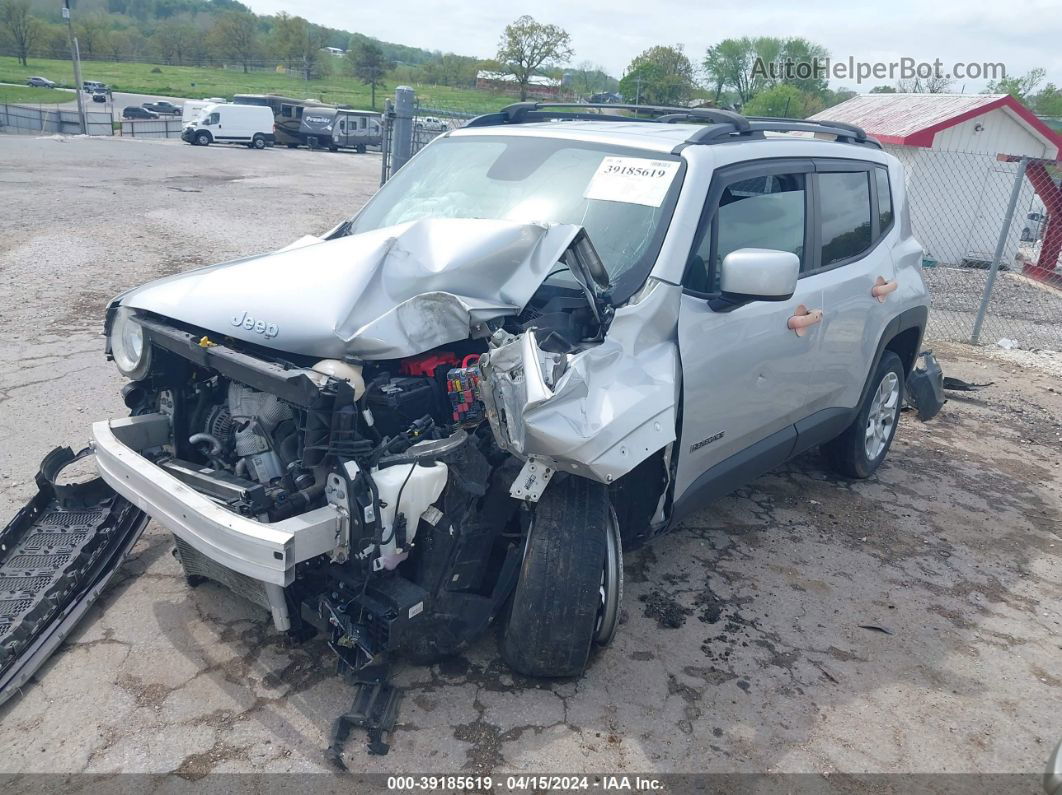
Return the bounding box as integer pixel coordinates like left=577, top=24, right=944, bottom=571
left=872, top=276, right=898, bottom=302
left=788, top=305, right=823, bottom=337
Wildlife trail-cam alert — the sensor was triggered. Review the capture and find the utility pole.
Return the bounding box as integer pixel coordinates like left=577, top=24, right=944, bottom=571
left=62, top=0, right=87, bottom=134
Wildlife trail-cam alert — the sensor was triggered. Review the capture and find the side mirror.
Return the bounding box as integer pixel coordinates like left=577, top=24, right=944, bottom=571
left=719, top=248, right=800, bottom=303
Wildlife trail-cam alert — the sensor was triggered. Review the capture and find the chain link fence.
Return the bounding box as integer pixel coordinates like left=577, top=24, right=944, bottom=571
left=892, top=147, right=1062, bottom=350
left=380, top=92, right=478, bottom=185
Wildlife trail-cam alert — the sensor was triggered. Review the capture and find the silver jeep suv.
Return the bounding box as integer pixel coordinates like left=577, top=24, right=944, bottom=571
left=0, top=104, right=929, bottom=707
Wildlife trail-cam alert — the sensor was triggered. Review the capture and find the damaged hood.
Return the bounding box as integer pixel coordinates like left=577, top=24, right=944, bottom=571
left=119, top=218, right=582, bottom=359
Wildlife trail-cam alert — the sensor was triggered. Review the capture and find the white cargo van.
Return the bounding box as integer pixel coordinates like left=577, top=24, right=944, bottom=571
left=181, top=98, right=227, bottom=126
left=181, top=103, right=275, bottom=149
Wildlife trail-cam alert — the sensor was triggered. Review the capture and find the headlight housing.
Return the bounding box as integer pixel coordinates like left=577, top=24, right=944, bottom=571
left=109, top=306, right=151, bottom=380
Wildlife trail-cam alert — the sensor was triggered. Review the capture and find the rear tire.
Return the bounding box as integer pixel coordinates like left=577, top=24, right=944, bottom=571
left=252, top=135, right=266, bottom=150
left=502, top=476, right=616, bottom=678
left=824, top=351, right=905, bottom=478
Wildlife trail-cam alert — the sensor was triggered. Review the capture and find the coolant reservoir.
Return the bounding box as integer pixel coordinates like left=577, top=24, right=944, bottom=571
left=312, top=359, right=365, bottom=400
left=373, top=462, right=448, bottom=571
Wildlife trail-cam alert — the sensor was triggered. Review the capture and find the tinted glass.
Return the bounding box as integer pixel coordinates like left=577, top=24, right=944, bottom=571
left=874, top=167, right=893, bottom=233
left=686, top=173, right=806, bottom=292
left=819, top=171, right=872, bottom=266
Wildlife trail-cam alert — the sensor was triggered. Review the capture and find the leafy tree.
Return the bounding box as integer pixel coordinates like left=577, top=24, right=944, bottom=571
left=1033, top=83, right=1062, bottom=116
left=776, top=37, right=829, bottom=96
left=897, top=73, right=953, bottom=93
left=0, top=0, right=40, bottom=66
left=985, top=68, right=1046, bottom=101
left=421, top=52, right=478, bottom=88
left=208, top=9, right=259, bottom=73
left=345, top=38, right=394, bottom=108
left=571, top=60, right=616, bottom=98
left=497, top=15, right=573, bottom=101
left=743, top=83, right=824, bottom=118
left=74, top=13, right=112, bottom=59
left=869, top=85, right=897, bottom=93
left=619, top=44, right=694, bottom=106
left=821, top=87, right=857, bottom=108
left=152, top=17, right=197, bottom=65
left=704, top=36, right=830, bottom=106
left=270, top=12, right=329, bottom=78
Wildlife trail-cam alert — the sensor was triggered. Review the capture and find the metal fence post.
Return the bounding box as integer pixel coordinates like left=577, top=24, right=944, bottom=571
left=389, top=86, right=415, bottom=176
left=380, top=98, right=394, bottom=186
left=970, top=156, right=1029, bottom=345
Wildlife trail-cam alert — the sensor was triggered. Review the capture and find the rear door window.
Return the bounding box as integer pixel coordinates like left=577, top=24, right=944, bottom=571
left=818, top=171, right=872, bottom=266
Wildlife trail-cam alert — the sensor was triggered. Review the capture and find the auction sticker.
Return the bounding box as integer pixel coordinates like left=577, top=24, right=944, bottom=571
left=583, top=156, right=679, bottom=207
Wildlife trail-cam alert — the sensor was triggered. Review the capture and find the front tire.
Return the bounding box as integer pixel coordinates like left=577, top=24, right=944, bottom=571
left=195, top=131, right=211, bottom=146
left=824, top=351, right=905, bottom=478
left=502, top=476, right=618, bottom=677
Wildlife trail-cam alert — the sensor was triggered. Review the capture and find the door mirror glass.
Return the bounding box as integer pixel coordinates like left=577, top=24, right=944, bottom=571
left=719, top=248, right=799, bottom=302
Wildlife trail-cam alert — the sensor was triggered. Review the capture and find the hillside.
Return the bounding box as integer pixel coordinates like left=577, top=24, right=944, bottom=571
left=0, top=55, right=511, bottom=112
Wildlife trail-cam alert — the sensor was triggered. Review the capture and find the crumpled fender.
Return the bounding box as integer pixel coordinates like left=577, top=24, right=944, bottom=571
left=480, top=278, right=680, bottom=484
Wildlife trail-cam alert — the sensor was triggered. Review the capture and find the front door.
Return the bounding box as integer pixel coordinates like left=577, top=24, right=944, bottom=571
left=675, top=159, right=823, bottom=501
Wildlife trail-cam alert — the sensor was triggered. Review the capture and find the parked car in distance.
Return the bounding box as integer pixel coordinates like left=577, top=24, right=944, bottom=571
left=83, top=81, right=107, bottom=93
left=415, top=116, right=447, bottom=132
left=123, top=106, right=159, bottom=120
left=91, top=90, right=108, bottom=103
left=142, top=101, right=181, bottom=116
left=181, top=103, right=275, bottom=149
left=26, top=76, right=56, bottom=88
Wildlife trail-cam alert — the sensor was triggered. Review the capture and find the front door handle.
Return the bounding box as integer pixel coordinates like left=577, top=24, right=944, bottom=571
left=872, top=276, right=898, bottom=302
left=788, top=305, right=823, bottom=337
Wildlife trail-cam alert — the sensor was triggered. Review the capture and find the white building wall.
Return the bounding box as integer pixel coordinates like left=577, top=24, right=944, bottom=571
left=932, top=107, right=1054, bottom=159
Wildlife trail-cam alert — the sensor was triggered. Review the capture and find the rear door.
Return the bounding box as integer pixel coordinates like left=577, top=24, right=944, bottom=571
left=803, top=161, right=898, bottom=413
left=675, top=158, right=823, bottom=502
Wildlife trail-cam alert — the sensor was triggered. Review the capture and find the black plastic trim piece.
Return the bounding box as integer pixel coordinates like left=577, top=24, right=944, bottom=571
left=138, top=316, right=335, bottom=408
left=0, top=447, right=150, bottom=707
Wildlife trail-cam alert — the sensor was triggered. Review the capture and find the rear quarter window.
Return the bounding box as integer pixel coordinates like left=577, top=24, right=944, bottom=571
left=874, top=167, right=894, bottom=233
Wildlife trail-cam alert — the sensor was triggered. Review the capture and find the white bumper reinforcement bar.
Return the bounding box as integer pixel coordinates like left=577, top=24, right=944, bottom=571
left=91, top=413, right=340, bottom=586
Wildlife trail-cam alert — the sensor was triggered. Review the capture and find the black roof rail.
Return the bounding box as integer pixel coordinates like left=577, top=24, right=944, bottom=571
left=744, top=116, right=878, bottom=146
left=464, top=102, right=881, bottom=150
left=466, top=102, right=752, bottom=131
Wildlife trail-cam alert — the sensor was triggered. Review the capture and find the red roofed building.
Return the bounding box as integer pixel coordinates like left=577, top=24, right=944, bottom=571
left=811, top=93, right=1062, bottom=277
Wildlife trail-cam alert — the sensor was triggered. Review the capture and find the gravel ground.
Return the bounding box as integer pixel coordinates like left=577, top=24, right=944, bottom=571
left=0, top=135, right=1060, bottom=784
left=923, top=266, right=1062, bottom=350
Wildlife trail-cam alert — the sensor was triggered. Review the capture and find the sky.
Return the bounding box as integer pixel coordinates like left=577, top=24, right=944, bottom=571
left=242, top=0, right=1062, bottom=93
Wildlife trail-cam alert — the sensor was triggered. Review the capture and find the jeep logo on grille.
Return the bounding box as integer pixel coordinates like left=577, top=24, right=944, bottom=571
left=231, top=311, right=279, bottom=339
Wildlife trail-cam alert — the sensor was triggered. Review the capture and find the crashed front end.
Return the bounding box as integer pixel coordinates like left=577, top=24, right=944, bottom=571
left=69, top=217, right=674, bottom=685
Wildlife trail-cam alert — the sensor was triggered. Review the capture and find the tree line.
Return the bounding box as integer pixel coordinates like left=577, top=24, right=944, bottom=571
left=1, top=2, right=1058, bottom=118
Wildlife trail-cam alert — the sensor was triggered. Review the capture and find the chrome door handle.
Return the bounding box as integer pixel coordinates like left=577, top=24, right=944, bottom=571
left=788, top=305, right=823, bottom=337
left=872, top=276, right=898, bottom=302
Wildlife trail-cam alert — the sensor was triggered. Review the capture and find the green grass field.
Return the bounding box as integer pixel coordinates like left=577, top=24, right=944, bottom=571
left=0, top=83, right=71, bottom=104
left=0, top=56, right=511, bottom=113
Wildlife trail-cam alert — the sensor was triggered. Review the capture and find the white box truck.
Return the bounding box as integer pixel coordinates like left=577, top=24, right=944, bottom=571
left=181, top=103, right=275, bottom=149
